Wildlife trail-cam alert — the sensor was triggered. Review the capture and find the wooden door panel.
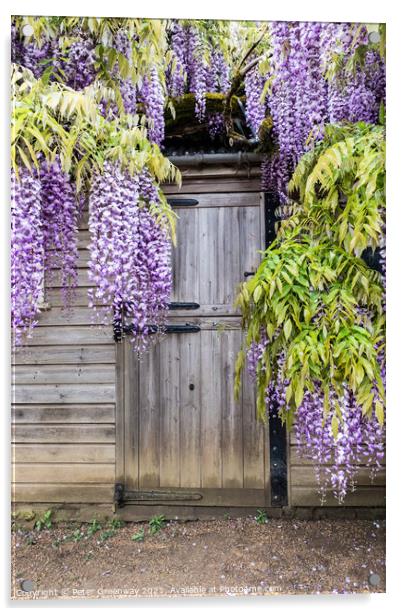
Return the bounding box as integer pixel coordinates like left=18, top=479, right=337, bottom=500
left=122, top=192, right=267, bottom=505
left=128, top=327, right=265, bottom=492
left=171, top=200, right=263, bottom=309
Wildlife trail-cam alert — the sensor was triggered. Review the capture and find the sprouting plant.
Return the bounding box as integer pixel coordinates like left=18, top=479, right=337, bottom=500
left=131, top=528, right=145, bottom=542
left=35, top=509, right=53, bottom=531
left=99, top=529, right=116, bottom=542
left=87, top=518, right=102, bottom=537
left=109, top=518, right=125, bottom=529
left=149, top=515, right=166, bottom=535
left=255, top=509, right=268, bottom=524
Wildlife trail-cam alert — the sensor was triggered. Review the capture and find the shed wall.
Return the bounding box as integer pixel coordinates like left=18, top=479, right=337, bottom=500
left=11, top=160, right=385, bottom=515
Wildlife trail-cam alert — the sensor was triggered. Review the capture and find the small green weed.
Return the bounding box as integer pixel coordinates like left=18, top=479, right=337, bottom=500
left=99, top=529, right=116, bottom=542
left=87, top=518, right=102, bottom=537
left=255, top=509, right=268, bottom=524
left=110, top=518, right=125, bottom=529
left=149, top=514, right=166, bottom=536
left=131, top=528, right=145, bottom=542
left=35, top=510, right=53, bottom=531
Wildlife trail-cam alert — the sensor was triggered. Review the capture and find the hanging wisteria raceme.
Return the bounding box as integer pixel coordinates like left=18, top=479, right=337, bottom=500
left=206, top=49, right=230, bottom=94
left=186, top=26, right=208, bottom=121
left=299, top=22, right=328, bottom=141
left=11, top=168, right=44, bottom=345
left=63, top=35, right=96, bottom=90
left=113, top=29, right=137, bottom=115
left=139, top=67, right=165, bottom=145
left=88, top=164, right=172, bottom=350
left=266, top=21, right=299, bottom=202
left=39, top=157, right=79, bottom=308
left=167, top=21, right=187, bottom=97
left=244, top=62, right=266, bottom=137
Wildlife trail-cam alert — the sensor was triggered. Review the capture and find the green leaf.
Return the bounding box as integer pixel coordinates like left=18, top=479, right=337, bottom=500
left=295, top=380, right=304, bottom=408
left=331, top=414, right=339, bottom=439
left=253, top=285, right=262, bottom=303
left=375, top=400, right=384, bottom=425
left=284, top=319, right=292, bottom=341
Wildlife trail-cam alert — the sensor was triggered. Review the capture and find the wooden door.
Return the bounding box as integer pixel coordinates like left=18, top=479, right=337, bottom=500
left=117, top=191, right=269, bottom=508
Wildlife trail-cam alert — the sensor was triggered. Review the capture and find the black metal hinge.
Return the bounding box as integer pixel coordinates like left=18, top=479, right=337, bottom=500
left=169, top=302, right=200, bottom=310
left=114, top=322, right=201, bottom=341
left=167, top=198, right=199, bottom=208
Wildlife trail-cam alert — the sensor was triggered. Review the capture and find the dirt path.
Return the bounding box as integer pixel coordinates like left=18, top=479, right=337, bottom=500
left=11, top=517, right=385, bottom=600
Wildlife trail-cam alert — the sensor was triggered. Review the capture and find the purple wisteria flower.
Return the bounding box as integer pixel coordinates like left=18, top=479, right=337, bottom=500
left=88, top=164, right=172, bottom=350
left=11, top=168, right=44, bottom=345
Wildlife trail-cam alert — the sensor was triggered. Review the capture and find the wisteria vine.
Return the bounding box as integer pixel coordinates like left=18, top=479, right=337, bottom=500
left=11, top=17, right=386, bottom=501
left=87, top=164, right=172, bottom=351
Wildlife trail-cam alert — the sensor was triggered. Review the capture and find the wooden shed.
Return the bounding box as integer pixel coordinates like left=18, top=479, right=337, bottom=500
left=11, top=154, right=385, bottom=520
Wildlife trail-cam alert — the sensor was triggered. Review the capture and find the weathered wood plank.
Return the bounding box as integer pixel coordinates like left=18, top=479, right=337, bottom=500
left=242, top=363, right=265, bottom=489
left=13, top=463, right=115, bottom=484
left=221, top=207, right=241, bottom=305
left=19, top=326, right=113, bottom=346
left=12, top=404, right=115, bottom=424
left=12, top=384, right=115, bottom=404
left=159, top=334, right=181, bottom=487
left=44, top=288, right=100, bottom=307
left=138, top=344, right=160, bottom=488
left=199, top=207, right=219, bottom=305
left=12, top=483, right=114, bottom=503
left=165, top=164, right=262, bottom=181
left=32, top=307, right=113, bottom=327
left=12, top=345, right=115, bottom=365
left=290, top=485, right=386, bottom=507
left=13, top=444, right=115, bottom=464
left=289, top=445, right=386, bottom=467
left=221, top=330, right=243, bottom=488
left=47, top=249, right=89, bottom=269
left=46, top=268, right=91, bottom=288
left=171, top=207, right=199, bottom=303
left=163, top=179, right=262, bottom=194
left=12, top=365, right=115, bottom=385
left=179, top=334, right=201, bottom=488
left=291, top=466, right=385, bottom=487
left=121, top=340, right=139, bottom=489
left=200, top=330, right=222, bottom=488
left=13, top=424, right=115, bottom=444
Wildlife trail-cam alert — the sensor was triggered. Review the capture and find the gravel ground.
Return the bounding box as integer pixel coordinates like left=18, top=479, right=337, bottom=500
left=11, top=517, right=385, bottom=600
